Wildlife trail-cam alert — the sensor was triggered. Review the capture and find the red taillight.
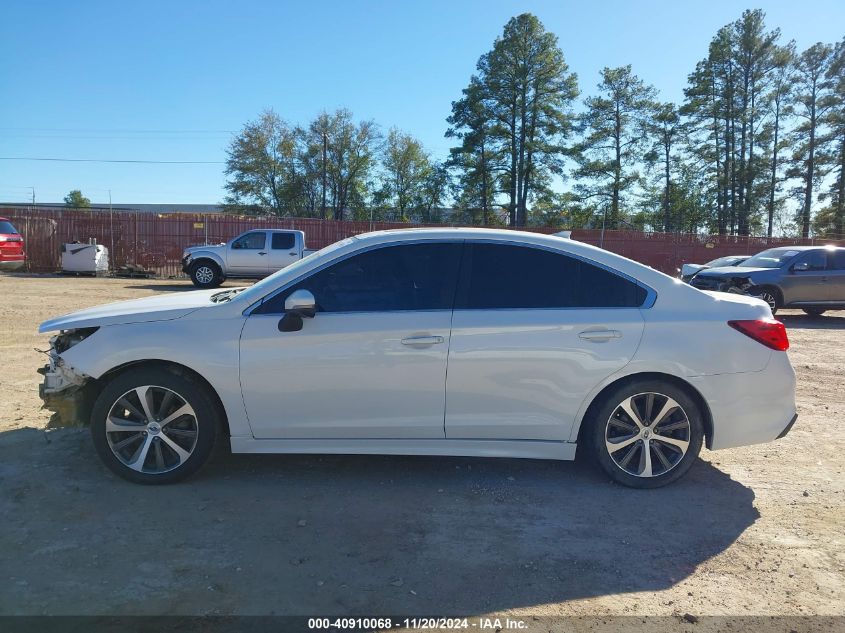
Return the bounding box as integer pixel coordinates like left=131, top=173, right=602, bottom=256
left=728, top=319, right=789, bottom=351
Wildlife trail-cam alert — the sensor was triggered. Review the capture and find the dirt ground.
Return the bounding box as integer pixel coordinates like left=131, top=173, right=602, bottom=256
left=0, top=274, right=843, bottom=621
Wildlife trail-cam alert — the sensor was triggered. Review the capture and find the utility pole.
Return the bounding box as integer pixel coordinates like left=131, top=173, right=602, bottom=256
left=321, top=130, right=327, bottom=220
left=109, top=190, right=115, bottom=272
left=25, top=187, right=34, bottom=272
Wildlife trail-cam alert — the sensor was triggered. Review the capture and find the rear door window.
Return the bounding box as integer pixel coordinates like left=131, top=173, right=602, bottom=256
left=455, top=243, right=646, bottom=309
left=829, top=249, right=845, bottom=270
left=271, top=233, right=296, bottom=250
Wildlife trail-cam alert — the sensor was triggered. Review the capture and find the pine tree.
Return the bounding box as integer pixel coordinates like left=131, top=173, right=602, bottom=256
left=456, top=13, right=578, bottom=226
left=574, top=66, right=656, bottom=230
left=788, top=43, right=834, bottom=238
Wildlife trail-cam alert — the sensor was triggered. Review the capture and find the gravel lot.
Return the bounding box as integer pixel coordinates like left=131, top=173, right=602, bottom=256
left=0, top=274, right=843, bottom=619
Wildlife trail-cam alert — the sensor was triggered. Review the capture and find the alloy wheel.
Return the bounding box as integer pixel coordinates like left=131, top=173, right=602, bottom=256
left=195, top=266, right=214, bottom=285
left=105, top=385, right=199, bottom=474
left=759, top=292, right=777, bottom=311
left=605, top=392, right=691, bottom=478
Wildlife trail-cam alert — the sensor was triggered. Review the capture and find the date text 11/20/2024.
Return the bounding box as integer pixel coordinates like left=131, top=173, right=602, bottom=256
left=307, top=617, right=529, bottom=630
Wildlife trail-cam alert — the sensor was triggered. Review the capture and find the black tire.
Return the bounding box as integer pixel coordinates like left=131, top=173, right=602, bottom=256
left=802, top=308, right=827, bottom=317
left=587, top=378, right=704, bottom=489
left=750, top=286, right=782, bottom=315
left=189, top=260, right=222, bottom=288
left=90, top=365, right=221, bottom=484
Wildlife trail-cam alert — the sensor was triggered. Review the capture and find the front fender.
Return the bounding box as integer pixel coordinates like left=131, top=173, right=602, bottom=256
left=186, top=250, right=226, bottom=270
left=57, top=316, right=252, bottom=438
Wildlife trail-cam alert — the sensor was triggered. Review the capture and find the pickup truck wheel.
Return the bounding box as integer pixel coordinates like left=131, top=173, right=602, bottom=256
left=189, top=261, right=222, bottom=288
left=90, top=367, right=220, bottom=484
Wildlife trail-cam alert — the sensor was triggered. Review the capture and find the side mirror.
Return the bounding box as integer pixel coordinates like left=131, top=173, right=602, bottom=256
left=231, top=242, right=241, bottom=249
left=792, top=261, right=809, bottom=273
left=278, top=289, right=316, bottom=332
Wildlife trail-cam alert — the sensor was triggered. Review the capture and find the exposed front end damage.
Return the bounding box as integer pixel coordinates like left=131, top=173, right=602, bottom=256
left=692, top=274, right=757, bottom=295
left=719, top=276, right=755, bottom=295
left=38, top=329, right=98, bottom=427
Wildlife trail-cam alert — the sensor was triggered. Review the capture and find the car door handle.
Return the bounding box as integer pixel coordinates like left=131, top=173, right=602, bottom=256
left=289, top=251, right=297, bottom=256
left=578, top=329, right=621, bottom=341
left=401, top=335, right=444, bottom=347
left=258, top=251, right=267, bottom=256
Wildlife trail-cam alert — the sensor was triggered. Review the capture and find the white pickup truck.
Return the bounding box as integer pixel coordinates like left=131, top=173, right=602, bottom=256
left=181, top=229, right=315, bottom=287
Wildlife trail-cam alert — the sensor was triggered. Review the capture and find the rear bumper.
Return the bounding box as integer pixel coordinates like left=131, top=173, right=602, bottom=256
left=0, top=259, right=24, bottom=271
left=689, top=352, right=797, bottom=450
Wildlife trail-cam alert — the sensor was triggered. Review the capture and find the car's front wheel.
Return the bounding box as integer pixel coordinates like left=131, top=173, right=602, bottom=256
left=750, top=286, right=781, bottom=315
left=588, top=379, right=704, bottom=488
left=189, top=260, right=222, bottom=288
left=90, top=366, right=221, bottom=484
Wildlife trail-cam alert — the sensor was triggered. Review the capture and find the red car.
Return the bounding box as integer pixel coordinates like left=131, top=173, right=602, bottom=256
left=0, top=218, right=25, bottom=271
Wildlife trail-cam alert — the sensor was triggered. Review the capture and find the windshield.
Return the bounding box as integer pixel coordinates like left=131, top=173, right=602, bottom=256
left=0, top=220, right=19, bottom=234
left=739, top=248, right=801, bottom=269
left=232, top=237, right=358, bottom=305
left=705, top=256, right=745, bottom=268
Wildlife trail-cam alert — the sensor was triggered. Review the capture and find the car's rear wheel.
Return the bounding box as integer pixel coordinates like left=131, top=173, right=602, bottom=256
left=189, top=260, right=222, bottom=288
left=90, top=366, right=220, bottom=484
left=750, top=286, right=781, bottom=315
left=588, top=379, right=704, bottom=488
left=802, top=308, right=827, bottom=317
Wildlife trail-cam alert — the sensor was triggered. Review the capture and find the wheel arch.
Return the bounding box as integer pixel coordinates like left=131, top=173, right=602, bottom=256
left=574, top=371, right=714, bottom=450
left=187, top=251, right=225, bottom=270
left=92, top=359, right=230, bottom=437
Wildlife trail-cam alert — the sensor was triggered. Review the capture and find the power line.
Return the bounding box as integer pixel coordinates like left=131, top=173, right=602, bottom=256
left=0, top=157, right=224, bottom=164
left=0, top=127, right=235, bottom=133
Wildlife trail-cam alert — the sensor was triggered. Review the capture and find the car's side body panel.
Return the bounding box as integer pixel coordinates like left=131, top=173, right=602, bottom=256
left=445, top=308, right=644, bottom=441
left=239, top=310, right=454, bottom=439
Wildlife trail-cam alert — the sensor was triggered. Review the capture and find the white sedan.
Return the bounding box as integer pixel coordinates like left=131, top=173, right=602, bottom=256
left=38, top=228, right=797, bottom=488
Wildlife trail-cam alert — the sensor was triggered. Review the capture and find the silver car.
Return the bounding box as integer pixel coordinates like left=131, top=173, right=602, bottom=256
left=690, top=246, right=845, bottom=315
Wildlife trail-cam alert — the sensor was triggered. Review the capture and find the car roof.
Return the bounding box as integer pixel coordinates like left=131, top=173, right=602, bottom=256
left=761, top=245, right=839, bottom=251
left=344, top=227, right=683, bottom=291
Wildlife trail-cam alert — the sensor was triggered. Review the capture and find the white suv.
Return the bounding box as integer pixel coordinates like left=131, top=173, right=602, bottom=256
left=39, top=229, right=797, bottom=488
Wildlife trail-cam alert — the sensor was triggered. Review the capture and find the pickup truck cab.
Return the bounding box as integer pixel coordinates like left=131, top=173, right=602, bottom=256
left=182, top=229, right=313, bottom=288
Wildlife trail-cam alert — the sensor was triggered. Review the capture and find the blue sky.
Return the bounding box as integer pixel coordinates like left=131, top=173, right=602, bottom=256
left=1, top=0, right=843, bottom=205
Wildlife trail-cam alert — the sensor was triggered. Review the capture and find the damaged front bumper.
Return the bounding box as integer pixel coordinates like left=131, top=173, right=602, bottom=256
left=691, top=275, right=757, bottom=295
left=38, top=334, right=95, bottom=427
